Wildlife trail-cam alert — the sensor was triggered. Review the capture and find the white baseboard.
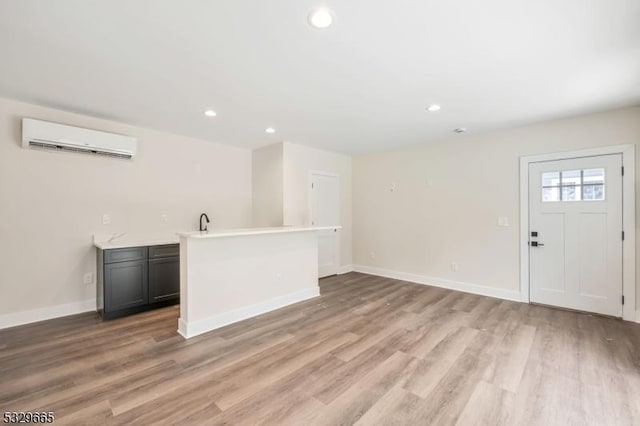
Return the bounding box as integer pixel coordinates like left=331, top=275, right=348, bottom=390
left=338, top=264, right=354, bottom=274
left=352, top=265, right=522, bottom=303
left=0, top=299, right=96, bottom=330
left=636, top=310, right=640, bottom=324
left=178, top=287, right=320, bottom=339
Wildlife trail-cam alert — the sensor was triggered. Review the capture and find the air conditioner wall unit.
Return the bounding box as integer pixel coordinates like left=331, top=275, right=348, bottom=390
left=22, top=118, right=137, bottom=159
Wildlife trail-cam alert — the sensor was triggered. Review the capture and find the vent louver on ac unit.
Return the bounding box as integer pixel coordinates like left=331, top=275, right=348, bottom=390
left=22, top=118, right=137, bottom=159
left=28, top=140, right=134, bottom=159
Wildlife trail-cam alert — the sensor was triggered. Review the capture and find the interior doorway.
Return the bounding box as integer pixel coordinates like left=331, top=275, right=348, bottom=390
left=310, top=171, right=340, bottom=278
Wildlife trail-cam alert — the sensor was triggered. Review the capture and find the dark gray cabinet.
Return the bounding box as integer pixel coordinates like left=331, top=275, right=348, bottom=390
left=97, top=244, right=179, bottom=320
left=105, top=260, right=148, bottom=311
left=149, top=257, right=179, bottom=303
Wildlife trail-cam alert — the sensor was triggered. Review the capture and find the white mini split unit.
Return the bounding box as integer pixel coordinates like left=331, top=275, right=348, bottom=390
left=22, top=118, right=137, bottom=159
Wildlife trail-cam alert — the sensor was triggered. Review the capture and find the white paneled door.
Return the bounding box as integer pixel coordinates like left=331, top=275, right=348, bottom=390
left=529, top=154, right=623, bottom=317
left=311, top=172, right=340, bottom=278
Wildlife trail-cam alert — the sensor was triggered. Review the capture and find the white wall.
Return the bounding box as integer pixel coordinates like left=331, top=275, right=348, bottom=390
left=252, top=143, right=283, bottom=227
left=353, top=107, right=640, bottom=304
left=282, top=142, right=353, bottom=269
left=0, top=97, right=252, bottom=319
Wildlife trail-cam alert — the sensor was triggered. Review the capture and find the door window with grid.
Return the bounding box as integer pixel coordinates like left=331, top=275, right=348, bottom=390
left=541, top=168, right=604, bottom=202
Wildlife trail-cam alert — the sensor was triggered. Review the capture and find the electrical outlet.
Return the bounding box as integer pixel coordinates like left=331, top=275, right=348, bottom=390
left=450, top=262, right=459, bottom=272
left=102, top=214, right=111, bottom=225
left=390, top=182, right=397, bottom=192
left=160, top=214, right=168, bottom=223
left=83, top=273, right=93, bottom=284
left=276, top=273, right=283, bottom=281
left=497, top=217, right=510, bottom=227
left=369, top=252, right=376, bottom=259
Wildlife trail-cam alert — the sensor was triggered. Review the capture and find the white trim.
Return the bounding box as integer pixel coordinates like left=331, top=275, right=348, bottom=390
left=519, top=144, right=636, bottom=321
left=353, top=265, right=522, bottom=302
left=636, top=310, right=640, bottom=324
left=177, top=287, right=320, bottom=339
left=338, top=264, right=354, bottom=274
left=0, top=299, right=96, bottom=330
left=519, top=154, right=530, bottom=303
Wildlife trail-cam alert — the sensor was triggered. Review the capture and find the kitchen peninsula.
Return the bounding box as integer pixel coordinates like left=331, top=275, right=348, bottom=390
left=176, top=226, right=339, bottom=338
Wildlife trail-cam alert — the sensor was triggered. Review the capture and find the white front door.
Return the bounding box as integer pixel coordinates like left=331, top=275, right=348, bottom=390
left=311, top=173, right=340, bottom=278
left=529, top=154, right=623, bottom=317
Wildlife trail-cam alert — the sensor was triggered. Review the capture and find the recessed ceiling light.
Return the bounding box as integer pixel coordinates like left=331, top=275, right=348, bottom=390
left=427, top=104, right=441, bottom=112
left=265, top=127, right=276, bottom=134
left=308, top=8, right=333, bottom=29
left=453, top=127, right=467, bottom=134
left=204, top=110, right=217, bottom=117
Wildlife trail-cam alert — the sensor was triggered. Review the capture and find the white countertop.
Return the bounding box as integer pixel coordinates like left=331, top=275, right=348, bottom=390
left=93, top=233, right=179, bottom=250
left=177, top=226, right=341, bottom=239
left=94, top=226, right=341, bottom=249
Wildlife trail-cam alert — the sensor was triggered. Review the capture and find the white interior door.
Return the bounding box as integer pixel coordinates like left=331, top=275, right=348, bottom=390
left=311, top=173, right=340, bottom=278
left=529, top=154, right=623, bottom=317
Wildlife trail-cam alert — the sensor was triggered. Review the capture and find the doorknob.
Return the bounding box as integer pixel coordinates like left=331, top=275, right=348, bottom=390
left=531, top=241, right=545, bottom=247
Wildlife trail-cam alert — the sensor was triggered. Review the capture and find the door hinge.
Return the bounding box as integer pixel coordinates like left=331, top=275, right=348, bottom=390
left=622, top=231, right=625, bottom=241
left=311, top=183, right=314, bottom=189
left=622, top=295, right=625, bottom=305
left=622, top=166, right=625, bottom=176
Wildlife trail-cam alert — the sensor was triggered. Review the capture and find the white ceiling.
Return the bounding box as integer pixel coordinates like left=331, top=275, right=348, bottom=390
left=0, top=0, right=638, bottom=154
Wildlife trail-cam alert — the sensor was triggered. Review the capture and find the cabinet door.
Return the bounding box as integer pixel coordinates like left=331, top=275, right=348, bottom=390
left=104, top=260, right=148, bottom=312
left=148, top=256, right=180, bottom=303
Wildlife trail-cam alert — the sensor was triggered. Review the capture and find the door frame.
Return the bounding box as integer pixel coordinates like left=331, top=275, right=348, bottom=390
left=519, top=144, right=636, bottom=321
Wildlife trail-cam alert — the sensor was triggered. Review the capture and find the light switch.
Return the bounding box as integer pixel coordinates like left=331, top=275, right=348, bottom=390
left=102, top=214, right=111, bottom=225
left=497, top=217, right=509, bottom=227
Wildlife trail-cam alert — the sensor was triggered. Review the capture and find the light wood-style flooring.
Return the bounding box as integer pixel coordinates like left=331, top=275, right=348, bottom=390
left=1, top=272, right=640, bottom=425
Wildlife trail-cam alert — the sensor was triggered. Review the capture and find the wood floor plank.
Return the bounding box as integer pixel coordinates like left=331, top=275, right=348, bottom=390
left=208, top=354, right=341, bottom=425
left=402, top=327, right=480, bottom=398
left=354, top=384, right=425, bottom=426
left=306, top=351, right=420, bottom=426
left=209, top=330, right=358, bottom=411
left=406, top=348, right=494, bottom=424
left=455, top=381, right=515, bottom=426
left=311, top=341, right=398, bottom=404
left=482, top=323, right=536, bottom=392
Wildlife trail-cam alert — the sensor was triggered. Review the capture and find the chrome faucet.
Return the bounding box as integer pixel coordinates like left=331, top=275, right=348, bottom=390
left=199, top=213, right=210, bottom=232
